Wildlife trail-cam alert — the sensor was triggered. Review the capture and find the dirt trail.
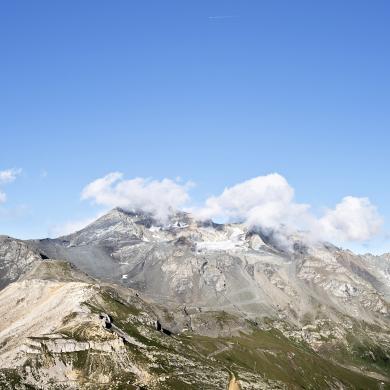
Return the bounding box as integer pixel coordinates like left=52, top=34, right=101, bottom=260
left=207, top=344, right=232, bottom=358
left=228, top=372, right=241, bottom=390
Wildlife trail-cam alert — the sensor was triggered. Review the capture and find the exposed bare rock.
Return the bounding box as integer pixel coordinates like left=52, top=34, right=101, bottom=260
left=0, top=209, right=389, bottom=388
left=29, top=208, right=390, bottom=330
left=0, top=235, right=44, bottom=289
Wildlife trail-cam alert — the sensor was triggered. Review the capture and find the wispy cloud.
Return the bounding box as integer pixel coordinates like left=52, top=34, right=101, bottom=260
left=0, top=168, right=21, bottom=185
left=0, top=168, right=22, bottom=204
left=208, top=15, right=239, bottom=21
left=0, top=191, right=6, bottom=204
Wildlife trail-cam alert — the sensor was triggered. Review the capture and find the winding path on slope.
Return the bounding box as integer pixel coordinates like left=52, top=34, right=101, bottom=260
left=228, top=372, right=241, bottom=390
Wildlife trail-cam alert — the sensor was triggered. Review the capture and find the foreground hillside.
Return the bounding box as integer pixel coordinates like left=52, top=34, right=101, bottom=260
left=0, top=208, right=389, bottom=389
left=0, top=261, right=388, bottom=389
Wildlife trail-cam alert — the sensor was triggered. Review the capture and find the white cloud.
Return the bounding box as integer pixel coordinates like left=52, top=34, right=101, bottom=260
left=79, top=172, right=383, bottom=245
left=194, top=174, right=310, bottom=230
left=319, top=196, right=383, bottom=242
left=0, top=168, right=21, bottom=204
left=0, top=168, right=21, bottom=184
left=81, top=172, right=192, bottom=222
left=194, top=174, right=383, bottom=245
left=208, top=15, right=238, bottom=20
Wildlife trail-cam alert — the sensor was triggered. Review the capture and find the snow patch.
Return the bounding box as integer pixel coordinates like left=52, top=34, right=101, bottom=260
left=196, top=240, right=245, bottom=252
left=149, top=226, right=161, bottom=233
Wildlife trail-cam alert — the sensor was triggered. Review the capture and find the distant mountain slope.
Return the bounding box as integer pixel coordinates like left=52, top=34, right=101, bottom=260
left=31, top=208, right=390, bottom=327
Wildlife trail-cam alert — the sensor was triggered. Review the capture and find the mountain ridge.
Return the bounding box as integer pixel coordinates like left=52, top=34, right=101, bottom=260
left=0, top=208, right=389, bottom=389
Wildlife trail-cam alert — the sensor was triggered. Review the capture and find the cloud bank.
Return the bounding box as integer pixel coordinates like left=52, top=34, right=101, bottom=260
left=81, top=172, right=383, bottom=244
left=193, top=174, right=383, bottom=243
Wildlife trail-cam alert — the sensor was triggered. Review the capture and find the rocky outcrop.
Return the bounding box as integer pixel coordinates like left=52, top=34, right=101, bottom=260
left=0, top=236, right=43, bottom=289
left=19, top=336, right=125, bottom=354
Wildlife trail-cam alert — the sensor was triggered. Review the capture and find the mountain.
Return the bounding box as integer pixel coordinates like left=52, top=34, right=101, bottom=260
left=31, top=208, right=390, bottom=325
left=0, top=208, right=389, bottom=389
left=0, top=235, right=47, bottom=290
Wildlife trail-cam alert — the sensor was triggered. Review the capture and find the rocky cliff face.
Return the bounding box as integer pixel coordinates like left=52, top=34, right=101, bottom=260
left=0, top=208, right=389, bottom=389
left=0, top=235, right=44, bottom=289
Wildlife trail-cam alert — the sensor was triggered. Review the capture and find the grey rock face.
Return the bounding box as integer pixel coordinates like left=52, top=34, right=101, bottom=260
left=0, top=235, right=44, bottom=289
left=29, top=208, right=390, bottom=329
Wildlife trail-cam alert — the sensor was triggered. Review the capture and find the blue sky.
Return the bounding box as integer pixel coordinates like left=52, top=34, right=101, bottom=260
left=0, top=1, right=389, bottom=253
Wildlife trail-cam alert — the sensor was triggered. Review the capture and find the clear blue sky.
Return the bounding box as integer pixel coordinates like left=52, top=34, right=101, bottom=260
left=0, top=1, right=389, bottom=253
